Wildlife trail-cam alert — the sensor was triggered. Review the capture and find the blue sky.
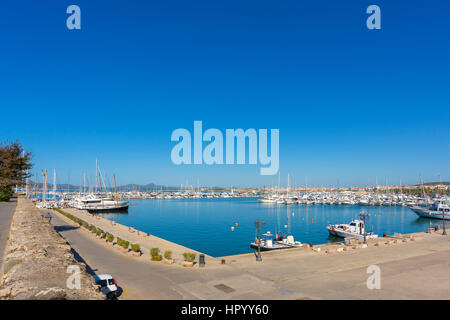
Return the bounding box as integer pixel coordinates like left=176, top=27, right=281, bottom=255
left=1, top=1, right=449, bottom=188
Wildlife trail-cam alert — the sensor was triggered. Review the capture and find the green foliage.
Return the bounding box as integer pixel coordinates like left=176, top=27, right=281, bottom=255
left=106, top=234, right=114, bottom=243
left=183, top=252, right=196, bottom=262
left=101, top=232, right=107, bottom=239
left=0, top=186, right=14, bottom=202
left=151, top=254, right=162, bottom=261
left=131, top=244, right=140, bottom=252
left=0, top=141, right=33, bottom=189
left=122, top=240, right=129, bottom=249
left=150, top=248, right=159, bottom=257
left=117, top=238, right=123, bottom=246
left=164, top=250, right=172, bottom=260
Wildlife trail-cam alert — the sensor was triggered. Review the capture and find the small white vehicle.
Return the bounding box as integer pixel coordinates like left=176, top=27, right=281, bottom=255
left=93, top=274, right=118, bottom=300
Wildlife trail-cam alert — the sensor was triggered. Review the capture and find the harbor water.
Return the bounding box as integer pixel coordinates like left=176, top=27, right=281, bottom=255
left=97, top=197, right=445, bottom=257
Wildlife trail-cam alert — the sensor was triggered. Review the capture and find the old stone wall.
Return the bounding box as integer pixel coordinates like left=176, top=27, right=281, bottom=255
left=0, top=197, right=103, bottom=300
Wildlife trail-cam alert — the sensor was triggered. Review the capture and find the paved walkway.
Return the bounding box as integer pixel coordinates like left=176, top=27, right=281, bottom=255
left=47, top=207, right=450, bottom=300
left=63, top=207, right=217, bottom=263
left=0, top=198, right=17, bottom=273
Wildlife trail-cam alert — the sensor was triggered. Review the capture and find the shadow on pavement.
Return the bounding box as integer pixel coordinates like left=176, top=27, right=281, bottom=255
left=54, top=225, right=80, bottom=232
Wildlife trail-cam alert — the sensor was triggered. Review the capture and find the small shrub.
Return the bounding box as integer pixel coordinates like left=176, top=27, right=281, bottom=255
left=117, top=238, right=123, bottom=246
left=101, top=232, right=107, bottom=239
left=131, top=244, right=140, bottom=252
left=122, top=240, right=129, bottom=249
left=183, top=252, right=196, bottom=262
left=107, top=234, right=114, bottom=243
left=96, top=229, right=102, bottom=236
left=150, top=248, right=159, bottom=257
left=164, top=250, right=172, bottom=260
left=152, top=254, right=162, bottom=261
left=0, top=186, right=14, bottom=202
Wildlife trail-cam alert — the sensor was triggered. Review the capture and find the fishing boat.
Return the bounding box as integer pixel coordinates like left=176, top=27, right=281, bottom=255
left=326, top=219, right=378, bottom=241
left=410, top=199, right=450, bottom=220
left=250, top=232, right=303, bottom=251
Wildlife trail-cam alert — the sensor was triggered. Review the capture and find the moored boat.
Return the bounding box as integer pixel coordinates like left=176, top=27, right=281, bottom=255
left=411, top=199, right=450, bottom=220
left=326, top=219, right=378, bottom=241
left=250, top=232, right=303, bottom=251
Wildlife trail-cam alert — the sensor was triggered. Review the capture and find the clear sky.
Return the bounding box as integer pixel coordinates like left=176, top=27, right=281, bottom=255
left=1, top=1, right=449, bottom=188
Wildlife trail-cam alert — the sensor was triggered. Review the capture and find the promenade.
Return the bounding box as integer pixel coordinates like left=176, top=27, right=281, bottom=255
left=47, top=205, right=450, bottom=300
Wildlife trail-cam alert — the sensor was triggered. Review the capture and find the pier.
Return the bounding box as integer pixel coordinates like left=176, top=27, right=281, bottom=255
left=45, top=204, right=450, bottom=300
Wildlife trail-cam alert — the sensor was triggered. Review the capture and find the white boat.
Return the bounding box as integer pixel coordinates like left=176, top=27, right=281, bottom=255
left=250, top=232, right=303, bottom=251
left=326, top=219, right=378, bottom=240
left=72, top=194, right=129, bottom=212
left=411, top=199, right=450, bottom=220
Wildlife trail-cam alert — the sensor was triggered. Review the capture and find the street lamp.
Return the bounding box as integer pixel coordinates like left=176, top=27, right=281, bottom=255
left=359, top=210, right=370, bottom=244
left=442, top=210, right=447, bottom=236
left=254, top=219, right=266, bottom=261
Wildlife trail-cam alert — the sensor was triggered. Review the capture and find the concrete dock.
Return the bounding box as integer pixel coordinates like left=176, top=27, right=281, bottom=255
left=46, top=204, right=450, bottom=300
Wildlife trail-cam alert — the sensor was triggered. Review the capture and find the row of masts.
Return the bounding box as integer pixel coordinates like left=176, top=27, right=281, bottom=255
left=25, top=160, right=119, bottom=204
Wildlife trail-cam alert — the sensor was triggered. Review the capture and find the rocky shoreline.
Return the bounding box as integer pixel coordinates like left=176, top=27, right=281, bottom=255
left=0, top=197, right=103, bottom=300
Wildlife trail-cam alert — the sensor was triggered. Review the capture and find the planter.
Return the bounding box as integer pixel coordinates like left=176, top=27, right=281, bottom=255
left=164, top=258, right=174, bottom=265
left=182, top=261, right=194, bottom=267
left=131, top=251, right=142, bottom=257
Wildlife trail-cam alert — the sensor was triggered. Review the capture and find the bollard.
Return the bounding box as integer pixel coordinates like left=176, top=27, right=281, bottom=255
left=221, top=259, right=226, bottom=264
left=199, top=254, right=205, bottom=267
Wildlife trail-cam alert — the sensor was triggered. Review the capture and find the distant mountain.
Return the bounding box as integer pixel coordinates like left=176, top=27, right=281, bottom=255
left=25, top=181, right=224, bottom=191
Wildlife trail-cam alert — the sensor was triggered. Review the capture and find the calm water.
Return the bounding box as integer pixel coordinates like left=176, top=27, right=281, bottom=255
left=97, top=198, right=444, bottom=257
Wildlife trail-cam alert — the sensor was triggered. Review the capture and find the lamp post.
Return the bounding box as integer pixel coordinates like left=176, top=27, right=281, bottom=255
left=442, top=210, right=447, bottom=236
left=254, top=219, right=266, bottom=261
left=359, top=210, right=370, bottom=244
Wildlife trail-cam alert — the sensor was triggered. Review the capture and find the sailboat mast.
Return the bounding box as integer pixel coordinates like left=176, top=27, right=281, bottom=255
left=99, top=172, right=104, bottom=208
left=114, top=174, right=118, bottom=204
left=53, top=169, right=57, bottom=200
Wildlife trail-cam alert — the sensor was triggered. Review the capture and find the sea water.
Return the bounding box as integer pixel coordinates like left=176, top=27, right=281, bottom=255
left=98, top=198, right=443, bottom=257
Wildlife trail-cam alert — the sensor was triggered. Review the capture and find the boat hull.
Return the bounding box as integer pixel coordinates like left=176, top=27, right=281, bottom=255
left=87, top=204, right=129, bottom=213
left=327, top=227, right=377, bottom=240
left=414, top=210, right=450, bottom=220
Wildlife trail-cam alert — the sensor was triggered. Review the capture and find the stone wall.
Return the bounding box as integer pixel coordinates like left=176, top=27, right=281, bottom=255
left=0, top=198, right=103, bottom=300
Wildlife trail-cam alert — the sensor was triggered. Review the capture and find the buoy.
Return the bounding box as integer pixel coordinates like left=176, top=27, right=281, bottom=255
left=284, top=225, right=288, bottom=228
left=235, top=222, right=239, bottom=227
left=231, top=226, right=235, bottom=231
left=312, top=219, right=314, bottom=223
left=286, top=217, right=289, bottom=221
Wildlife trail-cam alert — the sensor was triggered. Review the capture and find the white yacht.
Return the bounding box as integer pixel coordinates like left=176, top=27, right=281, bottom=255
left=411, top=199, right=450, bottom=220
left=72, top=194, right=129, bottom=212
